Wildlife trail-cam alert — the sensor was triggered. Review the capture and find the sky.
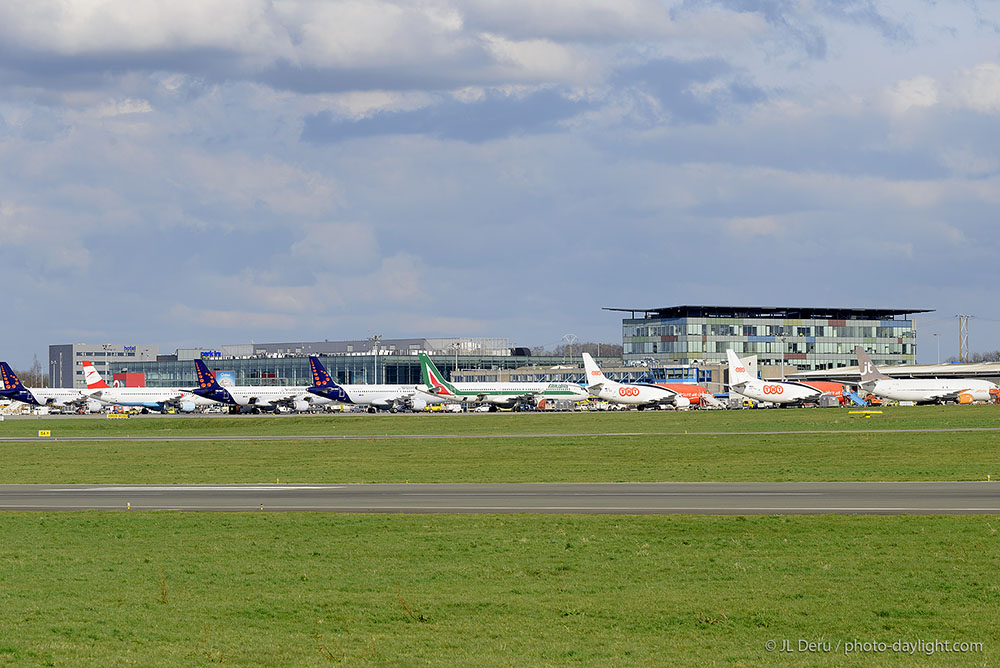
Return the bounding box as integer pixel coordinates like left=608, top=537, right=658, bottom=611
left=2, top=0, right=1000, bottom=367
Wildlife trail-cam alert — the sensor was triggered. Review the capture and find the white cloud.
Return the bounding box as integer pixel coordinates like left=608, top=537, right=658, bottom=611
left=884, top=75, right=939, bottom=115
left=952, top=63, right=1000, bottom=114
left=96, top=98, right=153, bottom=118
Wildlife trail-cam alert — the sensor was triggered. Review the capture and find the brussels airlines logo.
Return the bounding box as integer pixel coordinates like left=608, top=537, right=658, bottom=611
left=310, top=362, right=331, bottom=386
left=762, top=385, right=784, bottom=395
left=197, top=369, right=214, bottom=388
left=618, top=386, right=640, bottom=397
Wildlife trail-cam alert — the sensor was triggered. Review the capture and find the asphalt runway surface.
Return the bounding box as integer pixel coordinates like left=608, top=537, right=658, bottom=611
left=2, top=482, right=999, bottom=514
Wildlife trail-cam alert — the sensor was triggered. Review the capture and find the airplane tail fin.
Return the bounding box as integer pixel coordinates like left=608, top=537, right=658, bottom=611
left=307, top=356, right=351, bottom=403
left=0, top=362, right=26, bottom=393
left=726, top=349, right=751, bottom=388
left=418, top=353, right=458, bottom=397
left=193, top=359, right=223, bottom=391
left=308, top=356, right=335, bottom=388
left=82, top=361, right=111, bottom=389
left=855, top=346, right=888, bottom=383
left=581, top=353, right=606, bottom=388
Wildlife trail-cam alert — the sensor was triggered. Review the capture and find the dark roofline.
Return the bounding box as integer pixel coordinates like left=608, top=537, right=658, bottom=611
left=603, top=305, right=933, bottom=320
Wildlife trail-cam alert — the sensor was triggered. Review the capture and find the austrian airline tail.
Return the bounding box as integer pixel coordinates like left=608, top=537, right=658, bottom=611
left=581, top=353, right=607, bottom=388
left=417, top=353, right=458, bottom=398
left=726, top=349, right=752, bottom=387
left=82, top=361, right=111, bottom=389
left=855, top=347, right=889, bottom=384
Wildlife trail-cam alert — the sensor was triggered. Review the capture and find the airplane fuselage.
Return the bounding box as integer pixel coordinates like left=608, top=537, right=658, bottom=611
left=865, top=379, right=998, bottom=404
left=590, top=381, right=684, bottom=407
left=734, top=379, right=822, bottom=405
left=309, top=384, right=423, bottom=409
left=422, top=381, right=588, bottom=406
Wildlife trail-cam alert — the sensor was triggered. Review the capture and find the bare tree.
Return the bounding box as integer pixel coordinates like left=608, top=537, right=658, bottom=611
left=540, top=342, right=623, bottom=358
left=16, top=354, right=48, bottom=387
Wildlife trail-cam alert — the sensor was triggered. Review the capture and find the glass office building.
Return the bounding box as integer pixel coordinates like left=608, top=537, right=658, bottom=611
left=610, top=305, right=929, bottom=371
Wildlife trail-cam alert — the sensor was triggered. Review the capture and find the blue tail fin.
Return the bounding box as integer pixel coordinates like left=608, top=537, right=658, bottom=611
left=307, top=357, right=351, bottom=403
left=0, top=362, right=26, bottom=393
left=193, top=359, right=222, bottom=391
left=0, top=361, right=41, bottom=405
left=191, top=359, right=235, bottom=404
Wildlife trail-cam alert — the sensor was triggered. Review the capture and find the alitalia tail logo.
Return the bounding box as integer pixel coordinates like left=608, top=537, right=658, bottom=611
left=425, top=367, right=453, bottom=394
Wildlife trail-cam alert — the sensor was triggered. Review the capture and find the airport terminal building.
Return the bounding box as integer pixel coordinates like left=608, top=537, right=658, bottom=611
left=49, top=306, right=925, bottom=393
left=609, top=305, right=928, bottom=371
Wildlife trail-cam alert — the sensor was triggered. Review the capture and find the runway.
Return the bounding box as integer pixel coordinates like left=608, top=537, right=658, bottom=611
left=1, top=482, right=999, bottom=514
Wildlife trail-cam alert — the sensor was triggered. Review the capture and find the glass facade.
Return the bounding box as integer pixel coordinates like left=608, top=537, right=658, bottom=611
left=108, top=354, right=594, bottom=388
left=619, top=307, right=923, bottom=371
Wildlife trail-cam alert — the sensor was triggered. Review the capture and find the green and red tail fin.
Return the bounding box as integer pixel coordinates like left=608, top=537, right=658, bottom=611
left=418, top=353, right=459, bottom=397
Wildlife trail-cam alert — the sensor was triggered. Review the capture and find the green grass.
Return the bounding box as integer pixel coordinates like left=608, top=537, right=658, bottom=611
left=0, top=512, right=997, bottom=667
left=4, top=403, right=1000, bottom=438
left=2, top=407, right=1000, bottom=483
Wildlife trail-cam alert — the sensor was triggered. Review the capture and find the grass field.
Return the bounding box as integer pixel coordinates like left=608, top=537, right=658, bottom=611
left=1, top=512, right=998, bottom=667
left=1, top=406, right=999, bottom=483
left=3, top=407, right=999, bottom=666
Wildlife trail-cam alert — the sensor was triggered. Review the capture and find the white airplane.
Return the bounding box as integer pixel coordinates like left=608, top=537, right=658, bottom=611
left=306, top=356, right=429, bottom=412
left=856, top=346, right=999, bottom=404
left=726, top=349, right=827, bottom=405
left=582, top=353, right=690, bottom=409
left=418, top=353, right=589, bottom=409
left=191, top=359, right=332, bottom=412
left=0, top=362, right=87, bottom=409
left=81, top=360, right=212, bottom=412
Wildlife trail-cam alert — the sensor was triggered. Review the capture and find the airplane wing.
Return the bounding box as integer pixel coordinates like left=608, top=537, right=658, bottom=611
left=920, top=390, right=972, bottom=403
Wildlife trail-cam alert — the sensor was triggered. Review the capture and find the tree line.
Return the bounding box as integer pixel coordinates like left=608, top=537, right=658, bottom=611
left=529, top=342, right=623, bottom=358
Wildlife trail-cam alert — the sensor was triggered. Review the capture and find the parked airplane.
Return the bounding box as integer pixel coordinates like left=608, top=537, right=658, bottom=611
left=0, top=362, right=86, bottom=409
left=81, top=360, right=210, bottom=412
left=582, top=353, right=690, bottom=409
left=856, top=346, right=999, bottom=404
left=726, top=349, right=845, bottom=406
left=418, top=353, right=589, bottom=409
left=191, top=359, right=331, bottom=412
left=306, top=356, right=428, bottom=412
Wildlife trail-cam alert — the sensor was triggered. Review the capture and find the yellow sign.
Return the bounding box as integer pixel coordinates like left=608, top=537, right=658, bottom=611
left=848, top=410, right=883, bottom=418
left=107, top=414, right=129, bottom=420
left=38, top=430, right=51, bottom=437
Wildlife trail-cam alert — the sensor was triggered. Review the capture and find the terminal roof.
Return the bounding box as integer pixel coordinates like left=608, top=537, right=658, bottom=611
left=602, top=305, right=933, bottom=320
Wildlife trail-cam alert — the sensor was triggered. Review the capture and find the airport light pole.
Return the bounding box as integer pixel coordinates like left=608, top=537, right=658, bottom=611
left=933, top=333, right=941, bottom=364
left=369, top=334, right=381, bottom=384
left=452, top=342, right=460, bottom=382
